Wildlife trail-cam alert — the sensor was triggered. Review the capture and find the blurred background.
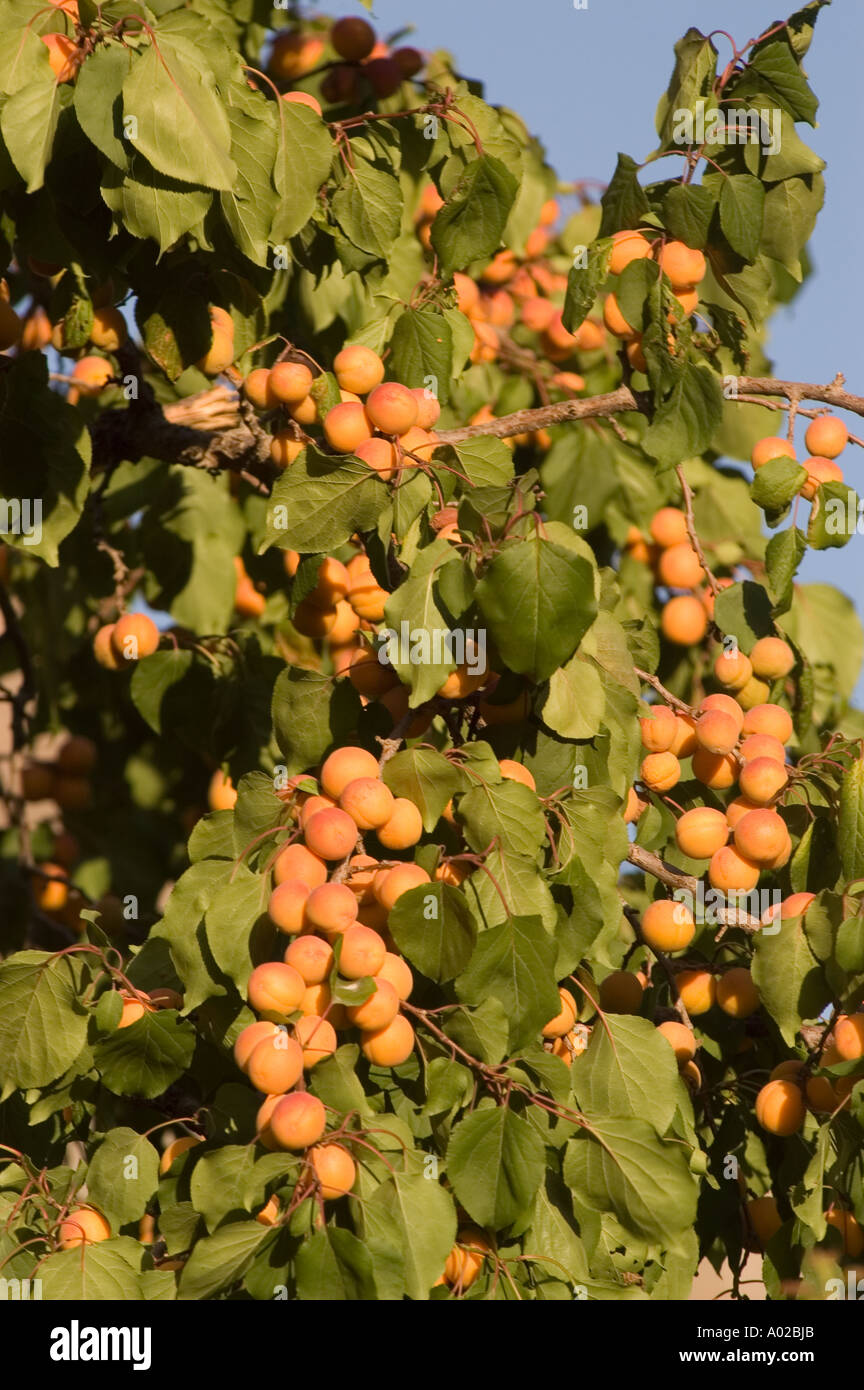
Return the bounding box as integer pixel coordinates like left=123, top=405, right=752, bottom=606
left=349, top=0, right=864, bottom=699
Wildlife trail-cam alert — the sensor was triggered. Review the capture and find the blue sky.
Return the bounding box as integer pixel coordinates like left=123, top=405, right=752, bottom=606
left=358, top=0, right=864, bottom=698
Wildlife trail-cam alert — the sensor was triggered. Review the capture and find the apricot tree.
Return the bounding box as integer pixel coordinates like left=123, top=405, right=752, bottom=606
left=0, top=0, right=863, bottom=1304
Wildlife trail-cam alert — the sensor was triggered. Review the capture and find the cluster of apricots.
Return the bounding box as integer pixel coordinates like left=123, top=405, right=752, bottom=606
left=603, top=230, right=707, bottom=366
left=624, top=505, right=714, bottom=648
left=91, top=611, right=161, bottom=670
left=269, top=15, right=424, bottom=109
left=754, top=1006, right=864, bottom=1138
left=750, top=416, right=850, bottom=501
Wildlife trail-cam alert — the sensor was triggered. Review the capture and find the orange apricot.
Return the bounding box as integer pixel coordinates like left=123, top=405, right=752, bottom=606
left=360, top=1014, right=416, bottom=1066
left=661, top=595, right=708, bottom=645
left=747, top=1196, right=782, bottom=1248
left=738, top=756, right=788, bottom=805
left=411, top=387, right=441, bottom=430
left=273, top=842, right=328, bottom=890
left=801, top=456, right=843, bottom=500
left=692, top=748, right=738, bottom=790
left=347, top=570, right=389, bottom=621
left=695, top=709, right=739, bottom=755
left=269, top=31, right=324, bottom=79
left=338, top=924, right=387, bottom=978
left=498, top=759, right=536, bottom=790
left=739, top=734, right=786, bottom=765
left=376, top=798, right=423, bottom=850
left=751, top=435, right=796, bottom=470
left=110, top=613, right=160, bottom=662
left=676, top=970, right=717, bottom=1016
left=734, top=808, right=788, bottom=865
left=675, top=806, right=728, bottom=859
left=373, top=862, right=430, bottom=910
left=346, top=647, right=398, bottom=698
left=323, top=402, right=373, bottom=454
left=749, top=637, right=795, bottom=681
left=716, top=967, right=760, bottom=1018
left=713, top=648, right=753, bottom=690
left=310, top=1143, right=356, bottom=1199
left=640, top=705, right=678, bottom=752
left=304, top=881, right=358, bottom=936
left=321, top=745, right=380, bottom=798
left=234, top=1020, right=280, bottom=1073
left=159, top=1135, right=203, bottom=1174
left=355, top=435, right=398, bottom=481
left=755, top=1079, right=805, bottom=1135
left=708, top=844, right=760, bottom=893
left=834, top=1014, right=864, bottom=1062
left=42, top=32, right=77, bottom=82
left=93, top=623, right=120, bottom=670
left=598, top=970, right=643, bottom=1014
left=650, top=508, right=690, bottom=549
left=641, top=899, right=695, bottom=953
left=824, top=1206, right=864, bottom=1257
left=303, top=807, right=359, bottom=860
left=339, top=777, right=394, bottom=831
left=366, top=382, right=418, bottom=436
left=741, top=703, right=793, bottom=743
left=270, top=1092, right=327, bottom=1151
left=602, top=292, right=637, bottom=338
left=760, top=891, right=815, bottom=930
left=640, top=751, right=681, bottom=792
left=247, top=962, right=306, bottom=1020
left=375, top=951, right=413, bottom=1001
left=246, top=1032, right=304, bottom=1094
left=609, top=229, right=653, bottom=275
left=658, top=542, right=704, bottom=589
left=700, top=692, right=745, bottom=732
left=294, top=1014, right=337, bottom=1067
left=804, top=417, right=848, bottom=459
left=657, top=1020, right=697, bottom=1064
left=670, top=713, right=698, bottom=758
left=58, top=1206, right=111, bottom=1249
left=725, top=796, right=761, bottom=830
left=624, top=787, right=647, bottom=824
left=443, top=1228, right=493, bottom=1289
left=333, top=345, right=385, bottom=395
left=284, top=934, right=334, bottom=985
left=90, top=306, right=127, bottom=351
left=347, top=977, right=400, bottom=1031
left=541, top=987, right=577, bottom=1039
left=657, top=241, right=705, bottom=289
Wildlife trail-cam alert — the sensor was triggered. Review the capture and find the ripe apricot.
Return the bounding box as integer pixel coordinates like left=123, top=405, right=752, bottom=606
left=321, top=746, right=380, bottom=799
left=676, top=969, right=716, bottom=1015
left=661, top=595, right=708, bottom=645
left=609, top=229, right=652, bottom=275
left=658, top=542, right=704, bottom=589
left=270, top=1092, right=327, bottom=1151
left=256, top=1094, right=285, bottom=1149
left=755, top=1079, right=804, bottom=1135
left=824, top=1206, right=864, bottom=1257
left=805, top=416, right=849, bottom=459
left=303, top=807, right=358, bottom=860
left=304, top=882, right=358, bottom=936
left=246, top=1032, right=304, bottom=1094
left=110, top=613, right=159, bottom=662
left=339, top=923, right=387, bottom=978
left=376, top=798, right=423, bottom=850
left=692, top=748, right=738, bottom=790
left=747, top=1196, right=782, bottom=1247
left=498, top=759, right=536, bottom=791
left=294, top=1014, right=337, bottom=1066
left=347, top=977, right=400, bottom=1031
left=801, top=456, right=844, bottom=500
left=749, top=637, right=795, bottom=681
left=805, top=1074, right=838, bottom=1113
left=323, top=402, right=373, bottom=454
left=58, top=1206, right=111, bottom=1249
left=716, top=967, right=759, bottom=1018
left=310, top=1143, right=356, bottom=1200
left=282, top=91, right=323, bottom=117
left=739, top=734, right=786, bottom=764
left=640, top=751, right=681, bottom=792
left=42, top=31, right=77, bottom=82
left=700, top=692, right=745, bottom=732
left=159, top=1135, right=203, bottom=1175
left=70, top=355, right=114, bottom=396
left=760, top=891, right=816, bottom=931
left=695, top=710, right=739, bottom=755
left=375, top=951, right=413, bottom=1001
left=289, top=394, right=318, bottom=426
left=269, top=31, right=324, bottom=79
left=443, top=1228, right=493, bottom=1289
left=741, top=702, right=793, bottom=743
left=750, top=436, right=796, bottom=470
left=89, top=306, right=126, bottom=352
left=365, top=382, right=418, bottom=436
left=725, top=796, right=760, bottom=832
left=641, top=899, right=695, bottom=953
left=284, top=934, right=334, bottom=984
left=247, top=962, right=306, bottom=1020
left=197, top=319, right=234, bottom=375
left=235, top=577, right=266, bottom=617
left=411, top=388, right=441, bottom=430
left=541, top=987, right=577, bottom=1039
left=331, top=15, right=376, bottom=60
left=355, top=436, right=398, bottom=481
left=299, top=981, right=344, bottom=1025
left=670, top=713, right=698, bottom=758
left=675, top=806, right=728, bottom=859
left=657, top=1020, right=697, bottom=1064
left=625, top=338, right=647, bottom=372
left=93, top=623, right=120, bottom=670
left=268, top=361, right=313, bottom=405
left=481, top=249, right=518, bottom=285
left=328, top=601, right=361, bottom=647
left=709, top=844, right=760, bottom=892
left=333, top=345, right=385, bottom=395
left=738, top=756, right=788, bottom=805
left=770, top=1059, right=806, bottom=1083
left=339, top=777, right=394, bottom=830
left=650, top=509, right=689, bottom=549
left=602, top=292, right=637, bottom=338
left=598, top=970, right=643, bottom=1014
left=734, top=808, right=787, bottom=865
left=624, top=788, right=647, bottom=824
left=714, top=649, right=753, bottom=690
left=361, top=1014, right=416, bottom=1066
left=273, top=842, right=328, bottom=890
left=234, top=1020, right=280, bottom=1072
left=373, top=862, right=430, bottom=910
left=347, top=567, right=389, bottom=621
left=673, top=288, right=699, bottom=317
left=834, top=1014, right=864, bottom=1062
left=640, top=705, right=677, bottom=752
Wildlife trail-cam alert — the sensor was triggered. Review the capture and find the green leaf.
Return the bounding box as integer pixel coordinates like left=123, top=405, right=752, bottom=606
left=388, top=882, right=477, bottom=983
left=382, top=539, right=461, bottom=704
left=643, top=362, right=723, bottom=467
left=839, top=760, right=864, bottom=884
left=190, top=1145, right=257, bottom=1232
left=388, top=309, right=452, bottom=406
left=456, top=914, right=560, bottom=1052
left=447, top=1107, right=545, bottom=1228
left=564, top=1118, right=697, bottom=1243
left=807, top=483, right=858, bottom=550
left=563, top=237, right=612, bottom=332
left=40, top=1243, right=144, bottom=1301
left=661, top=183, right=716, bottom=248
left=364, top=1173, right=456, bottom=1299
left=766, top=527, right=806, bottom=612
left=220, top=105, right=278, bottom=266
left=752, top=909, right=828, bottom=1045
left=761, top=174, right=824, bottom=276
left=271, top=101, right=334, bottom=241
left=540, top=655, right=605, bottom=740
left=598, top=153, right=649, bottom=237
left=294, top=1227, right=376, bottom=1300
left=655, top=30, right=718, bottom=146
left=94, top=1009, right=196, bottom=1098
left=452, top=436, right=515, bottom=488
left=457, top=778, right=545, bottom=858
left=747, top=40, right=819, bottom=123
left=713, top=580, right=775, bottom=648
left=718, top=174, right=765, bottom=260
left=382, top=749, right=464, bottom=832
left=0, top=953, right=88, bottom=1097
left=271, top=667, right=362, bottom=774
left=332, top=158, right=402, bottom=258
left=476, top=537, right=598, bottom=682
left=178, top=1221, right=269, bottom=1300
left=73, top=40, right=130, bottom=169
left=122, top=36, right=235, bottom=189
left=431, top=155, right=519, bottom=278
left=0, top=74, right=59, bottom=192
left=572, top=1017, right=680, bottom=1132
left=101, top=161, right=212, bottom=253
left=85, top=1128, right=159, bottom=1230
left=751, top=457, right=808, bottom=512
left=263, top=447, right=387, bottom=554
left=444, top=998, right=510, bottom=1065
left=129, top=649, right=194, bottom=735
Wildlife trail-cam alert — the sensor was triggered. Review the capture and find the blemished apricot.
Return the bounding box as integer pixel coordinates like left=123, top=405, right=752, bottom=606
left=110, top=613, right=159, bottom=662
left=834, top=1014, right=864, bottom=1062
left=338, top=923, right=387, bottom=978
left=58, top=1206, right=111, bottom=1249
left=749, top=637, right=795, bottom=681
left=376, top=798, right=423, bottom=850
left=331, top=15, right=376, bottom=60
left=700, top=692, right=745, bottom=732
left=294, top=1014, right=337, bottom=1066
left=657, top=1020, right=697, bottom=1064
left=375, top=952, right=413, bottom=1001
left=716, top=967, right=759, bottom=1018
left=365, top=382, right=418, bottom=436
left=804, top=416, right=847, bottom=458
left=640, top=751, right=681, bottom=792
left=640, top=705, right=678, bottom=752
left=641, top=899, right=695, bottom=952
left=269, top=880, right=311, bottom=937
left=662, top=595, right=708, bottom=645
left=695, top=710, right=739, bottom=756
left=247, top=962, right=306, bottom=1020
left=676, top=970, right=717, bottom=1016
left=658, top=542, right=704, bottom=589
left=158, top=1135, right=203, bottom=1175
left=692, top=748, right=738, bottom=790
left=361, top=1014, right=416, bottom=1066
left=234, top=1021, right=280, bottom=1073
left=374, top=862, right=430, bottom=911
left=246, top=1032, right=304, bottom=1094
left=739, top=733, right=786, bottom=765
left=714, top=648, right=753, bottom=690
left=609, top=229, right=653, bottom=276
left=747, top=1196, right=782, bottom=1247
left=304, top=882, right=358, bottom=936
left=602, top=292, right=637, bottom=338
left=756, top=1079, right=805, bottom=1135
left=310, top=1143, right=357, bottom=1200
left=824, top=1206, right=864, bottom=1257
left=273, top=842, right=328, bottom=891
left=675, top=807, right=728, bottom=860
left=598, top=970, right=644, bottom=1014
left=541, top=987, right=577, bottom=1039
left=750, top=435, right=796, bottom=470
left=347, top=977, right=400, bottom=1031
left=624, top=787, right=647, bottom=824
left=738, top=756, right=788, bottom=805
left=670, top=713, right=698, bottom=758
left=303, top=807, right=358, bottom=860
left=339, top=777, right=394, bottom=830
left=269, top=31, right=324, bottom=79
left=709, top=844, right=760, bottom=892
left=734, top=808, right=787, bottom=865
left=321, top=745, right=380, bottom=799
left=270, top=1092, right=327, bottom=1150
left=93, top=623, right=120, bottom=670
left=333, top=345, right=385, bottom=395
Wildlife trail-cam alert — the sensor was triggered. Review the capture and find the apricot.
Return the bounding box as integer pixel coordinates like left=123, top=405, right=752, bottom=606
left=737, top=676, right=771, bottom=710
left=269, top=1092, right=327, bottom=1151
left=675, top=806, right=728, bottom=860
left=661, top=595, right=708, bottom=645
left=310, top=1143, right=356, bottom=1200
left=267, top=361, right=312, bottom=405
left=158, top=1135, right=203, bottom=1175
left=376, top=798, right=423, bottom=850
left=299, top=795, right=338, bottom=830
left=234, top=1020, right=280, bottom=1072
left=640, top=751, right=681, bottom=792
left=71, top=355, right=114, bottom=395
left=824, top=1206, right=864, bottom=1257
left=747, top=1196, right=782, bottom=1247
left=734, top=808, right=787, bottom=865
left=598, top=970, right=643, bottom=1014
left=118, top=995, right=155, bottom=1029
left=320, top=746, right=380, bottom=799
left=375, top=951, right=413, bottom=1001
left=87, top=305, right=126, bottom=352
left=624, top=788, right=647, bottom=824
left=657, top=1020, right=697, bottom=1065
left=270, top=31, right=324, bottom=79
left=93, top=623, right=120, bottom=670
left=273, top=843, right=328, bottom=891
left=235, top=577, right=266, bottom=616
left=713, top=648, right=753, bottom=690
left=303, top=807, right=358, bottom=860
left=322, top=401, right=371, bottom=454
left=751, top=435, right=796, bottom=470
left=374, top=862, right=430, bottom=910
left=365, top=382, right=418, bottom=436
left=498, top=759, right=536, bottom=791
left=755, top=1079, right=805, bottom=1135
left=255, top=1094, right=284, bottom=1149
left=290, top=394, right=318, bottom=426
left=625, top=338, right=647, bottom=372
left=443, top=1228, right=492, bottom=1289
left=246, top=1032, right=304, bottom=1094
left=347, top=977, right=400, bottom=1032
left=331, top=15, right=376, bottom=60
left=676, top=969, right=717, bottom=1015
left=692, top=748, right=738, bottom=789
left=361, top=1014, right=416, bottom=1066
left=338, top=923, right=387, bottom=978
left=247, top=962, right=306, bottom=1020
left=197, top=319, right=235, bottom=375
left=805, top=417, right=848, bottom=459
left=339, top=777, right=394, bottom=830
left=658, top=542, right=704, bottom=589
left=749, top=637, right=794, bottom=681
left=355, top=435, right=398, bottom=481
left=437, top=664, right=487, bottom=699
left=738, top=756, right=788, bottom=805
left=670, top=713, right=698, bottom=758
left=481, top=249, right=518, bottom=285
left=673, top=289, right=699, bottom=317
left=708, top=844, right=760, bottom=892
left=700, top=693, right=745, bottom=732
left=571, top=319, right=603, bottom=353
left=327, top=601, right=361, bottom=648
left=452, top=271, right=479, bottom=314
left=657, top=241, right=705, bottom=289
left=42, top=31, right=77, bottom=82
left=541, top=987, right=577, bottom=1039
left=641, top=899, right=695, bottom=952
left=344, top=853, right=379, bottom=905
left=299, top=982, right=345, bottom=1027
left=716, top=967, right=759, bottom=1018
left=294, top=1014, right=337, bottom=1067
left=695, top=709, right=739, bottom=755
left=761, top=891, right=816, bottom=931
left=741, top=702, right=792, bottom=744
left=110, top=613, right=160, bottom=662
left=58, top=1206, right=111, bottom=1249
left=411, top=387, right=441, bottom=430
left=602, top=292, right=637, bottom=338
left=739, top=734, right=786, bottom=764
left=304, top=881, right=358, bottom=936
left=348, top=568, right=389, bottom=621
left=283, top=934, right=333, bottom=985
left=609, top=229, right=653, bottom=275
left=802, top=456, right=844, bottom=499
left=640, top=705, right=677, bottom=752
left=834, top=1014, right=864, bottom=1062
left=268, top=880, right=310, bottom=938
left=805, top=1074, right=838, bottom=1113
left=522, top=296, right=557, bottom=332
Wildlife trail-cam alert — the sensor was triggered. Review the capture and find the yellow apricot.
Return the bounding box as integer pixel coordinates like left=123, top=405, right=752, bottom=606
left=751, top=436, right=796, bottom=470
left=360, top=1014, right=416, bottom=1066
left=657, top=1020, right=696, bottom=1064
left=602, top=292, right=637, bottom=338
left=661, top=595, right=708, bottom=645
left=738, top=757, right=788, bottom=805
left=804, top=417, right=848, bottom=459
left=749, top=637, right=795, bottom=681
left=676, top=970, right=716, bottom=1015
left=700, top=692, right=745, bottom=732
left=376, top=798, right=423, bottom=850
left=716, top=967, right=759, bottom=1018
left=304, top=882, right=358, bottom=936
left=641, top=899, right=695, bottom=953
left=375, top=951, right=413, bottom=1001
left=640, top=751, right=681, bottom=792
left=541, top=987, right=577, bottom=1039
left=269, top=1092, right=327, bottom=1151
left=293, top=1014, right=337, bottom=1067
left=310, top=1143, right=356, bottom=1200
left=640, top=705, right=678, bottom=752
left=675, top=807, right=728, bottom=860
left=755, top=1080, right=804, bottom=1135
left=246, top=1032, right=304, bottom=1094
left=443, top=1227, right=493, bottom=1289
left=283, top=934, right=334, bottom=985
